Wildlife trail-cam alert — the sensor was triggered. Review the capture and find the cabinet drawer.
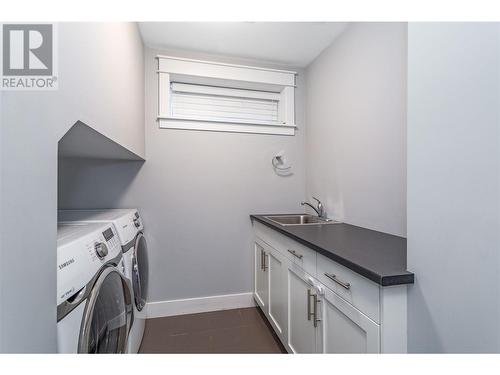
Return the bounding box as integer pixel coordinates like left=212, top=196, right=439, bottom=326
left=254, top=222, right=296, bottom=262
left=317, top=253, right=380, bottom=323
left=254, top=222, right=317, bottom=277
left=285, top=238, right=317, bottom=278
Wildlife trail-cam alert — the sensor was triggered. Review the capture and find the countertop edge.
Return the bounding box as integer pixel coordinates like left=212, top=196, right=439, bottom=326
left=250, top=214, right=414, bottom=287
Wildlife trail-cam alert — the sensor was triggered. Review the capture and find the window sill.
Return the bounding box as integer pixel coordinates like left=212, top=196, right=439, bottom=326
left=158, top=117, right=296, bottom=136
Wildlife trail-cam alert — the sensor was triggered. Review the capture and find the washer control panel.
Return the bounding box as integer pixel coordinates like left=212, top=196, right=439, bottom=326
left=102, top=226, right=120, bottom=249
left=94, top=242, right=109, bottom=258
left=87, top=226, right=120, bottom=262
left=57, top=223, right=122, bottom=306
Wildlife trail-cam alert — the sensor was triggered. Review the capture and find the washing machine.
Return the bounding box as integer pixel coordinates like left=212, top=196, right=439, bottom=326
left=58, top=209, right=148, bottom=353
left=57, top=222, right=133, bottom=353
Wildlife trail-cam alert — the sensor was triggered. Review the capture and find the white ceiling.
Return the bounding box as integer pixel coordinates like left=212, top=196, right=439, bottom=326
left=138, top=22, right=347, bottom=68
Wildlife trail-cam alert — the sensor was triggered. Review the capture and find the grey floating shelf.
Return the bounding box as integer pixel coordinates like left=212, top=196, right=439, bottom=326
left=58, top=121, right=145, bottom=161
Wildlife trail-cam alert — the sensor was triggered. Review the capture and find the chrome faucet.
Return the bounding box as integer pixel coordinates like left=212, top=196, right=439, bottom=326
left=301, top=197, right=330, bottom=221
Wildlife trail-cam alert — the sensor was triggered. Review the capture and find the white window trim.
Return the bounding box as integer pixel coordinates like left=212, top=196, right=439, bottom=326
left=157, top=55, right=297, bottom=136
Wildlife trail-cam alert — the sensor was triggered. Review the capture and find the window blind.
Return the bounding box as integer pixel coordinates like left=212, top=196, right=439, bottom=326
left=170, top=82, right=281, bottom=126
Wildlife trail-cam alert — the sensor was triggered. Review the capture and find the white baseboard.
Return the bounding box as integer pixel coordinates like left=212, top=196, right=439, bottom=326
left=145, top=292, right=256, bottom=319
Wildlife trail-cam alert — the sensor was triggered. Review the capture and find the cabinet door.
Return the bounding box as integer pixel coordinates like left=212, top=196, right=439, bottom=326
left=318, top=285, right=380, bottom=353
left=254, top=242, right=269, bottom=311
left=288, top=266, right=317, bottom=353
left=268, top=247, right=287, bottom=339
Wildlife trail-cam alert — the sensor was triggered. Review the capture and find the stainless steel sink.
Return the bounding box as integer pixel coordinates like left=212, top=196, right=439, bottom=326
left=264, top=214, right=339, bottom=226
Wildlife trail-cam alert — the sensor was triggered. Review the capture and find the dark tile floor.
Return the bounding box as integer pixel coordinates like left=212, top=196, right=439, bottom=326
left=139, top=307, right=287, bottom=353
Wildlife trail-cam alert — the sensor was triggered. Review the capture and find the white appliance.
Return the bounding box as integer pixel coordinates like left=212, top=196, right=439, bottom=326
left=58, top=209, right=148, bottom=354
left=57, top=222, right=133, bottom=353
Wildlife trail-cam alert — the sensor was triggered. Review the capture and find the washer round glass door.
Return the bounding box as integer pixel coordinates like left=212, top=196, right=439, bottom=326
left=78, top=267, right=132, bottom=353
left=131, top=233, right=148, bottom=311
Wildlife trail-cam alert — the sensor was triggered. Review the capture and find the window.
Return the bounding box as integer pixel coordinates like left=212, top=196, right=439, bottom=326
left=157, top=56, right=297, bottom=135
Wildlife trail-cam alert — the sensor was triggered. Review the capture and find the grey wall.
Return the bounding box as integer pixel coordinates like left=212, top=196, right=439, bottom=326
left=0, top=23, right=144, bottom=352
left=58, top=48, right=307, bottom=303
left=305, top=23, right=407, bottom=236
left=407, top=23, right=500, bottom=353
left=0, top=90, right=3, bottom=343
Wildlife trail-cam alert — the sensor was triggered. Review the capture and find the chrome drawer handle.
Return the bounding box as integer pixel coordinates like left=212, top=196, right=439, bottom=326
left=287, top=249, right=303, bottom=259
left=307, top=289, right=313, bottom=320
left=307, top=289, right=321, bottom=327
left=324, top=273, right=351, bottom=290
left=260, top=249, right=267, bottom=271
left=313, top=294, right=321, bottom=328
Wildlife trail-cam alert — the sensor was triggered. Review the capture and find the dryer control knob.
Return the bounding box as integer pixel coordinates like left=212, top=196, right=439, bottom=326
left=95, top=242, right=109, bottom=259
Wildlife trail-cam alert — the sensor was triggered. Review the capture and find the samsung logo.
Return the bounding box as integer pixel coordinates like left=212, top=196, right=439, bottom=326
left=58, top=258, right=74, bottom=270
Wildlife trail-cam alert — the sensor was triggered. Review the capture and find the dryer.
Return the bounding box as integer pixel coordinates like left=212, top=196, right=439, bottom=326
left=58, top=209, right=148, bottom=354
left=57, top=222, right=133, bottom=353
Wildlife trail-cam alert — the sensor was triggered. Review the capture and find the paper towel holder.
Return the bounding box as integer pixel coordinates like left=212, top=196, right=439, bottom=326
left=272, top=151, right=292, bottom=172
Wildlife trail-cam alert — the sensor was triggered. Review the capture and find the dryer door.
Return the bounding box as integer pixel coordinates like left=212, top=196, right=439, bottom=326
left=78, top=267, right=133, bottom=353
left=131, top=233, right=148, bottom=311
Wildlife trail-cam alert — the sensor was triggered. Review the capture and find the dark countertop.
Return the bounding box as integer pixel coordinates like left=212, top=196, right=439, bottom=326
left=250, top=214, right=414, bottom=286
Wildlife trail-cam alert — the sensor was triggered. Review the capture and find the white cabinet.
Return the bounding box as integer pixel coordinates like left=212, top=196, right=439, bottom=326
left=267, top=247, right=287, bottom=339
left=317, top=284, right=380, bottom=353
left=287, top=266, right=318, bottom=353
left=254, top=239, right=288, bottom=346
left=254, top=242, right=268, bottom=310
left=286, top=266, right=379, bottom=354
left=252, top=221, right=408, bottom=354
